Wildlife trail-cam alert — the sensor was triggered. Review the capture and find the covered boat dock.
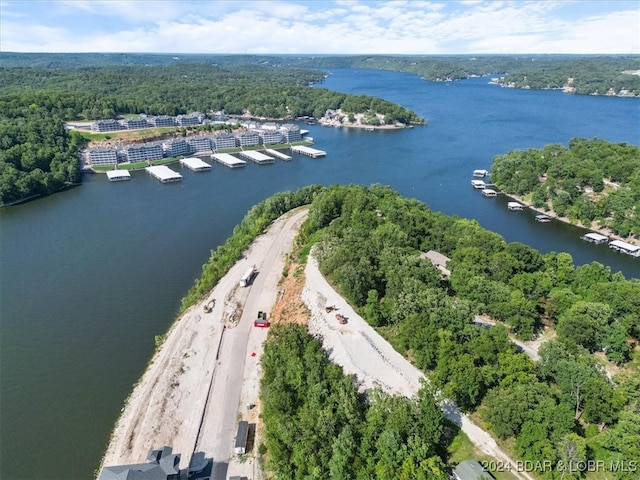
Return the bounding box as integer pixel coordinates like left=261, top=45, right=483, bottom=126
left=608, top=240, right=640, bottom=257
left=106, top=170, right=131, bottom=181
left=265, top=149, right=292, bottom=161
left=482, top=189, right=497, bottom=197
left=180, top=157, right=212, bottom=171
left=580, top=232, right=609, bottom=244
left=507, top=201, right=524, bottom=211
left=145, top=165, right=182, bottom=183
left=239, top=150, right=275, bottom=164
left=211, top=153, right=247, bottom=168
left=291, top=145, right=326, bottom=158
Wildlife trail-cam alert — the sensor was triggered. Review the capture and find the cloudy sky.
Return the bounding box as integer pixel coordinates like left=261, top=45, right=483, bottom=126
left=1, top=0, right=638, bottom=55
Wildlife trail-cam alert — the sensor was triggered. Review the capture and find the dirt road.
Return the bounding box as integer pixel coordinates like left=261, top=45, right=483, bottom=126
left=100, top=208, right=308, bottom=479
left=303, top=254, right=535, bottom=480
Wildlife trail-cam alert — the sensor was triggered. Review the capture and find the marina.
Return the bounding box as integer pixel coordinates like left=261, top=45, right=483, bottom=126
left=238, top=150, right=275, bottom=164
left=211, top=153, right=247, bottom=168
left=291, top=145, right=327, bottom=158
left=106, top=170, right=131, bottom=182
left=471, top=179, right=486, bottom=189
left=580, top=232, right=609, bottom=245
left=145, top=165, right=182, bottom=183
left=265, top=149, right=292, bottom=161
left=507, top=201, right=524, bottom=211
left=180, top=157, right=212, bottom=171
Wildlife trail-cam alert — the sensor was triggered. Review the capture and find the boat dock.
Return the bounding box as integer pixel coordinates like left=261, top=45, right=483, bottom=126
left=180, top=157, right=212, bottom=171
left=473, top=169, right=488, bottom=178
left=507, top=201, right=524, bottom=211
left=608, top=240, right=640, bottom=257
left=291, top=145, right=327, bottom=158
left=145, top=165, right=182, bottom=183
left=535, top=214, right=551, bottom=223
left=581, top=232, right=609, bottom=245
left=238, top=150, right=275, bottom=164
left=211, top=153, right=247, bottom=168
left=482, top=189, right=497, bottom=197
left=106, top=170, right=131, bottom=181
left=471, top=180, right=486, bottom=189
left=265, top=149, right=292, bottom=161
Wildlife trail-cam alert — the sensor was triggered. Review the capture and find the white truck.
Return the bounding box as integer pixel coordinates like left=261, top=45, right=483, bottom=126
left=239, top=265, right=256, bottom=287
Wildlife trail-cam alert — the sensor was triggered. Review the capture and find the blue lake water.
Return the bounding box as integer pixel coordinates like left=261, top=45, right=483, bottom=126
left=0, top=68, right=639, bottom=479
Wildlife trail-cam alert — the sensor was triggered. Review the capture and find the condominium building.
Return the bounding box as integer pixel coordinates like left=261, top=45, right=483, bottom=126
left=91, top=119, right=122, bottom=132
left=187, top=136, right=213, bottom=152
left=162, top=139, right=191, bottom=157
left=176, top=112, right=204, bottom=127
left=121, top=118, right=151, bottom=130
left=121, top=143, right=163, bottom=163
left=236, top=131, right=260, bottom=147
left=149, top=115, right=177, bottom=128
left=280, top=124, right=302, bottom=142
left=213, top=133, right=237, bottom=150
left=86, top=148, right=118, bottom=166
left=259, top=130, right=284, bottom=145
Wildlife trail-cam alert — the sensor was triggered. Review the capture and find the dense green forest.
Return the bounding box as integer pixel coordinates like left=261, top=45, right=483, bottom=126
left=260, top=323, right=450, bottom=480
left=248, top=184, right=638, bottom=479
left=489, top=138, right=640, bottom=238
left=0, top=62, right=422, bottom=205
left=3, top=52, right=639, bottom=94
left=0, top=98, right=81, bottom=204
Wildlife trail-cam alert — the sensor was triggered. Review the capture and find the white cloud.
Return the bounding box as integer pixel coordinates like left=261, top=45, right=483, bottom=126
left=1, top=0, right=638, bottom=54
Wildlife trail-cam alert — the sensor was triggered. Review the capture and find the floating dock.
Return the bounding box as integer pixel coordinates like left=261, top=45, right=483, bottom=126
left=473, top=169, right=488, bottom=177
left=239, top=150, right=275, bottom=164
left=482, top=189, right=497, bottom=197
left=507, top=201, right=524, bottom=211
left=211, top=153, right=247, bottom=168
left=608, top=240, right=640, bottom=257
left=145, top=165, right=182, bottom=183
left=180, top=157, right=212, bottom=171
left=581, top=232, right=609, bottom=245
left=291, top=145, right=326, bottom=158
left=265, top=149, right=292, bottom=161
left=535, top=214, right=551, bottom=223
left=471, top=180, right=486, bottom=189
left=106, top=170, right=131, bottom=181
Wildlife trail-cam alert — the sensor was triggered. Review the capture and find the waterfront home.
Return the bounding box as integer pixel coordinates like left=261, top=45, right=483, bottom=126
left=453, top=460, right=495, bottom=480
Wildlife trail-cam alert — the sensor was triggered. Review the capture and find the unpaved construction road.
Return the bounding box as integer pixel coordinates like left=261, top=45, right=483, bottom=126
left=101, top=206, right=533, bottom=480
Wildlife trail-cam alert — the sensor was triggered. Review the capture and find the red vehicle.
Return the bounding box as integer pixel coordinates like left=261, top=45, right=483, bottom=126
left=254, top=311, right=270, bottom=328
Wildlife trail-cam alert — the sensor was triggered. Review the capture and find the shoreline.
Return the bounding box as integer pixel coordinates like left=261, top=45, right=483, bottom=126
left=503, top=192, right=639, bottom=246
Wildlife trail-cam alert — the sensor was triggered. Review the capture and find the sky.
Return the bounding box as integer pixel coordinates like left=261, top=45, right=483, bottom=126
left=1, top=0, right=639, bottom=55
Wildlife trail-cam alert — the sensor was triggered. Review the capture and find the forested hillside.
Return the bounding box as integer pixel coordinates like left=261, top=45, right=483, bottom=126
left=260, top=324, right=449, bottom=479
left=0, top=99, right=81, bottom=204
left=3, top=53, right=639, bottom=95
left=259, top=184, right=639, bottom=479
left=489, top=138, right=640, bottom=238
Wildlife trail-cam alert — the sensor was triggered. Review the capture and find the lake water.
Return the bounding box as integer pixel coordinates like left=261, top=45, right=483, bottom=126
left=0, top=69, right=639, bottom=480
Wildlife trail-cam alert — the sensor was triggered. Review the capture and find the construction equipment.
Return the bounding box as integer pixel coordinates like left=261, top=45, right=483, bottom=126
left=203, top=299, right=215, bottom=313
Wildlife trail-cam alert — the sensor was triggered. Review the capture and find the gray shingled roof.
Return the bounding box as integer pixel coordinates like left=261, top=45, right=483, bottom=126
left=453, top=459, right=495, bottom=480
